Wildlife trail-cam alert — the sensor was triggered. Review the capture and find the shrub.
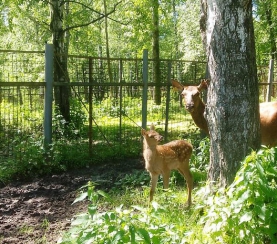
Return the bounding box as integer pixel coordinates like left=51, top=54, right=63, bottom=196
left=197, top=147, right=277, bottom=244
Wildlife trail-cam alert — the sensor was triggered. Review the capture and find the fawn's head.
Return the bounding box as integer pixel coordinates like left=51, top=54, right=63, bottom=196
left=172, top=79, right=209, bottom=113
left=141, top=124, right=163, bottom=146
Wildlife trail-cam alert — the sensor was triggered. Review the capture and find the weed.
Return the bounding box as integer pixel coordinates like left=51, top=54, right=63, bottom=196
left=19, top=224, right=34, bottom=235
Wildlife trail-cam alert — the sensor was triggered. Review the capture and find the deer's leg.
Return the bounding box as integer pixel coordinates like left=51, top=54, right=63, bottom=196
left=162, top=170, right=170, bottom=189
left=178, top=161, right=193, bottom=207
left=150, top=173, right=159, bottom=201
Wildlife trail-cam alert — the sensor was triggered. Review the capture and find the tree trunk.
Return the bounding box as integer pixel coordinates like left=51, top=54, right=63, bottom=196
left=201, top=0, right=260, bottom=186
left=50, top=0, right=71, bottom=123
left=104, top=0, right=113, bottom=83
left=152, top=0, right=161, bottom=105
left=265, top=5, right=277, bottom=60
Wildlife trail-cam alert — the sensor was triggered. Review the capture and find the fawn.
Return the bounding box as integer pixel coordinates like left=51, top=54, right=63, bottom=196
left=141, top=124, right=193, bottom=207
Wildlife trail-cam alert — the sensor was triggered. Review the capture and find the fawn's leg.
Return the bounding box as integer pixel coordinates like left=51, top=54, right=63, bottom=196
left=162, top=170, right=170, bottom=189
left=150, top=173, right=159, bottom=201
left=178, top=161, right=193, bottom=206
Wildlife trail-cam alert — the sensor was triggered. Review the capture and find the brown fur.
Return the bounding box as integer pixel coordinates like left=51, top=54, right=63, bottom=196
left=172, top=79, right=277, bottom=147
left=141, top=124, right=193, bottom=207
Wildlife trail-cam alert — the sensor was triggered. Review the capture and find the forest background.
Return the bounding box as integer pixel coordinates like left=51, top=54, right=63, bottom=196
left=1, top=0, right=276, bottom=64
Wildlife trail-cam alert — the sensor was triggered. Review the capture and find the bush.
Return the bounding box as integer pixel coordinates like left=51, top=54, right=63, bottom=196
left=197, top=147, right=277, bottom=244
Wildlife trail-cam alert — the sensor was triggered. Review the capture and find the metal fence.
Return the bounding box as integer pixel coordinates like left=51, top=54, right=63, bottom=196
left=0, top=47, right=275, bottom=166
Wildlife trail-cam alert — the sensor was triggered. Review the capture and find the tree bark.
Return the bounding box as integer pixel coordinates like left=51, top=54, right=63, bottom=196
left=50, top=0, right=71, bottom=123
left=104, top=0, right=113, bottom=84
left=201, top=0, right=260, bottom=186
left=152, top=0, right=161, bottom=105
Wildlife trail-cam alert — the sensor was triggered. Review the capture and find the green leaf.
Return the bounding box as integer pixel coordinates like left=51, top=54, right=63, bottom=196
left=108, top=225, right=116, bottom=234
left=258, top=178, right=274, bottom=197
left=129, top=225, right=136, bottom=243
left=71, top=213, right=90, bottom=226
left=256, top=161, right=266, bottom=181
left=137, top=228, right=151, bottom=244
left=266, top=167, right=277, bottom=176
left=113, top=230, right=126, bottom=242
left=88, top=205, right=97, bottom=217
left=239, top=211, right=252, bottom=224
left=151, top=201, right=159, bottom=211
left=151, top=235, right=161, bottom=244
left=97, top=190, right=110, bottom=200
left=72, top=192, right=88, bottom=204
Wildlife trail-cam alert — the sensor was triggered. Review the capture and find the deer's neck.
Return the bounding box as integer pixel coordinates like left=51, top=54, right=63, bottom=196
left=143, top=142, right=158, bottom=160
left=190, top=101, right=209, bottom=135
left=143, top=144, right=157, bottom=152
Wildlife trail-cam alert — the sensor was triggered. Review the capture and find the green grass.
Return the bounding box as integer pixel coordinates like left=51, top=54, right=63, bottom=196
left=58, top=146, right=277, bottom=244
left=58, top=181, right=201, bottom=244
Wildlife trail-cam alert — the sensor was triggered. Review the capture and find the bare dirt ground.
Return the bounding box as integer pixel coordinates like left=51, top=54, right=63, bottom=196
left=0, top=158, right=144, bottom=244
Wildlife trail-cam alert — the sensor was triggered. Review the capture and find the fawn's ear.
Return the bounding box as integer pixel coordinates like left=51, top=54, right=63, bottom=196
left=171, top=79, right=184, bottom=92
left=150, top=123, right=155, bottom=131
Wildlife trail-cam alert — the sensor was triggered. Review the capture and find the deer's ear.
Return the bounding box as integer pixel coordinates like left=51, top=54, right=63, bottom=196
left=171, top=79, right=184, bottom=92
left=150, top=123, right=155, bottom=131
left=198, top=79, right=209, bottom=91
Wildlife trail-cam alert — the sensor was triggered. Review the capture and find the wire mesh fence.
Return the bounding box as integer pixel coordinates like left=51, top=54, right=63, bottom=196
left=0, top=49, right=275, bottom=167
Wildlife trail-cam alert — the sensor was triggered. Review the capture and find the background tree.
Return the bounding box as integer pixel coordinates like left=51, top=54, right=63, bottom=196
left=152, top=0, right=161, bottom=105
left=254, top=0, right=277, bottom=63
left=200, top=0, right=261, bottom=186
left=49, top=0, right=121, bottom=123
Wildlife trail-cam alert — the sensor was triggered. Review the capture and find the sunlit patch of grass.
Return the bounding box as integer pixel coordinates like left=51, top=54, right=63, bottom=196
left=19, top=224, right=34, bottom=235
left=59, top=182, right=199, bottom=244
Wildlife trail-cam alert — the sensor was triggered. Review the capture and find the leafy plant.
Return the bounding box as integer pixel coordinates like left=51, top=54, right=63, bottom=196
left=190, top=137, right=210, bottom=182
left=196, top=147, right=277, bottom=244
left=59, top=181, right=195, bottom=244
left=114, top=170, right=150, bottom=189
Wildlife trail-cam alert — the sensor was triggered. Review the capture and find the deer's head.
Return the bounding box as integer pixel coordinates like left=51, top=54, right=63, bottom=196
left=141, top=124, right=163, bottom=145
left=172, top=79, right=209, bottom=113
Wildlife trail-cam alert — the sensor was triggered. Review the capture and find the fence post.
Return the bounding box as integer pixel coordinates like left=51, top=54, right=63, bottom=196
left=44, top=44, right=54, bottom=149
left=142, top=49, right=148, bottom=129
left=266, top=59, right=274, bottom=102
left=164, top=61, right=172, bottom=141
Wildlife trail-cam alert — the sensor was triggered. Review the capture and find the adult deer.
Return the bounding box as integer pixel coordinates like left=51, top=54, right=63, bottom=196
left=142, top=124, right=193, bottom=207
left=172, top=79, right=277, bottom=147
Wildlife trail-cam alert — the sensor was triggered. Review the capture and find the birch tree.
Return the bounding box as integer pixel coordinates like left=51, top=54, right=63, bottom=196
left=200, top=0, right=260, bottom=186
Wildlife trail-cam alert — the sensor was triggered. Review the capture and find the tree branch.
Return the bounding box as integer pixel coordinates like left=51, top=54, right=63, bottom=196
left=64, top=0, right=130, bottom=25
left=63, top=1, right=122, bottom=32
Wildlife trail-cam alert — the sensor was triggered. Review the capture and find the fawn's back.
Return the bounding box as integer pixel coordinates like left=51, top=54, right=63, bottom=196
left=150, top=140, right=192, bottom=172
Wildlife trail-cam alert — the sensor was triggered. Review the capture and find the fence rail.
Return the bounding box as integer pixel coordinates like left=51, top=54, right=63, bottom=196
left=0, top=47, right=276, bottom=166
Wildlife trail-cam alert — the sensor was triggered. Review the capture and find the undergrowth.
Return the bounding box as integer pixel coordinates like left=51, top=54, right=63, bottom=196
left=58, top=146, right=277, bottom=244
left=0, top=95, right=191, bottom=183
